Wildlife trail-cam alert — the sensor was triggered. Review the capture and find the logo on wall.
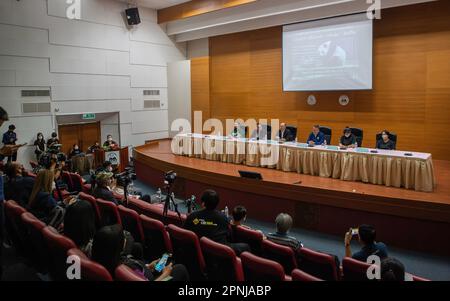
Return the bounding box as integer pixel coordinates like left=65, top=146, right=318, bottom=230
left=66, top=0, right=81, bottom=20
left=106, top=152, right=119, bottom=165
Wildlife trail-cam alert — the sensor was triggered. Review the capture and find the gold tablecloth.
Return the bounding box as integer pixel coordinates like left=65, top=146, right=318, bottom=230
left=172, top=135, right=435, bottom=192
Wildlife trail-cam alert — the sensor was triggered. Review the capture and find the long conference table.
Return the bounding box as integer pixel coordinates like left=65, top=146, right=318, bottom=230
left=172, top=133, right=435, bottom=192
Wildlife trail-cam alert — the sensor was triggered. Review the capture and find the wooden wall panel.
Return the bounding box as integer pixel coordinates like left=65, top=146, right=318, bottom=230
left=192, top=1, right=450, bottom=159
left=190, top=57, right=211, bottom=123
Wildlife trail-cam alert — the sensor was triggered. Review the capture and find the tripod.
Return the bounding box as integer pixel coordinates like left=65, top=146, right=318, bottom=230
left=162, top=182, right=182, bottom=222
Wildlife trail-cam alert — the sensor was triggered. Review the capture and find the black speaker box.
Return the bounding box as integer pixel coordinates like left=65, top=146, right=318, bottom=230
left=125, top=7, right=141, bottom=26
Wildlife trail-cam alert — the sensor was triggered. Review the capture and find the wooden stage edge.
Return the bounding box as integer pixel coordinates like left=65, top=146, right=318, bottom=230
left=134, top=140, right=450, bottom=256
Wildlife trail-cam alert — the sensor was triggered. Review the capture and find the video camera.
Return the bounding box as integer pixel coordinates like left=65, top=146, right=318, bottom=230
left=164, top=170, right=177, bottom=185
left=114, top=167, right=137, bottom=187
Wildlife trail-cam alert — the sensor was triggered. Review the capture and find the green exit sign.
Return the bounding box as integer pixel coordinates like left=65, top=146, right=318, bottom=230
left=82, top=113, right=96, bottom=120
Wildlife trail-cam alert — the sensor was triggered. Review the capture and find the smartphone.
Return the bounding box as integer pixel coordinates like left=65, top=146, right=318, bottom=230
left=351, top=228, right=359, bottom=236
left=155, top=253, right=172, bottom=273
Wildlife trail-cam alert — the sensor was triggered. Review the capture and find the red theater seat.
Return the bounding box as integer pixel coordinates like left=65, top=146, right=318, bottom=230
left=82, top=184, right=92, bottom=194
left=21, top=212, right=48, bottom=272
left=291, top=269, right=323, bottom=281
left=67, top=248, right=112, bottom=281
left=115, top=264, right=148, bottom=281
left=127, top=197, right=186, bottom=226
left=29, top=161, right=39, bottom=169
left=200, top=237, right=244, bottom=281
left=96, top=198, right=121, bottom=226
left=342, top=257, right=373, bottom=281
left=240, top=251, right=290, bottom=281
left=118, top=205, right=145, bottom=243
left=139, top=215, right=172, bottom=261
left=296, top=247, right=340, bottom=281
left=42, top=226, right=77, bottom=281
left=167, top=224, right=206, bottom=280
left=411, top=274, right=431, bottom=281
left=78, top=192, right=101, bottom=228
left=4, top=200, right=27, bottom=253
left=262, top=239, right=297, bottom=274
left=232, top=225, right=264, bottom=255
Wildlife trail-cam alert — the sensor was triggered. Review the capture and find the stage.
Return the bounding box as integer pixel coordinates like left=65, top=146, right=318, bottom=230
left=134, top=139, right=450, bottom=256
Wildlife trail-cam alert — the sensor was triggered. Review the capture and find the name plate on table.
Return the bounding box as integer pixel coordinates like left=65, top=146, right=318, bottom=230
left=326, top=145, right=339, bottom=151
left=355, top=147, right=370, bottom=153
left=105, top=151, right=121, bottom=165
left=296, top=143, right=309, bottom=148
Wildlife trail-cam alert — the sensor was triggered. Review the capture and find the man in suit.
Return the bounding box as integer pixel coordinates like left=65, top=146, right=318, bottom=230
left=250, top=123, right=268, bottom=140
left=277, top=123, right=294, bottom=142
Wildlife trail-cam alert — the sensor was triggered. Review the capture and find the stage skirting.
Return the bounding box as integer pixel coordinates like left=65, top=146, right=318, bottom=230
left=173, top=134, right=435, bottom=192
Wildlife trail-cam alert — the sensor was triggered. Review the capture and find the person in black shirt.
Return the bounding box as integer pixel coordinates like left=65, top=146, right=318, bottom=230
left=68, top=144, right=82, bottom=159
left=47, top=132, right=61, bottom=154
left=33, top=132, right=46, bottom=161
left=376, top=130, right=395, bottom=150
left=88, top=142, right=101, bottom=153
left=339, top=127, right=357, bottom=149
left=344, top=224, right=388, bottom=262
left=184, top=190, right=249, bottom=255
left=1, top=125, right=18, bottom=162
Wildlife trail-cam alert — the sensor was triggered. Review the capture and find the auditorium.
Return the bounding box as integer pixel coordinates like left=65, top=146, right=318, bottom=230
left=0, top=0, right=449, bottom=284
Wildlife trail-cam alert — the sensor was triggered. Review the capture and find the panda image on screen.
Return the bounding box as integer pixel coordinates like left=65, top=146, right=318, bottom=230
left=317, top=40, right=347, bottom=67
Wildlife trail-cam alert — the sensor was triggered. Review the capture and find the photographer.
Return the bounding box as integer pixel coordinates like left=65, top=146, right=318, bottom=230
left=93, top=171, right=120, bottom=205
left=184, top=189, right=250, bottom=255
left=344, top=224, right=388, bottom=262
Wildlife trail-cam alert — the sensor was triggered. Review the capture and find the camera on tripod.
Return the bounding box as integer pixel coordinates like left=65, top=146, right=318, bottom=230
left=164, top=170, right=177, bottom=185
left=114, top=167, right=137, bottom=187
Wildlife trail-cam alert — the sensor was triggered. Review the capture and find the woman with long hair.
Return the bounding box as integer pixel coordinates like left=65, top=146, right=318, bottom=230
left=28, top=169, right=57, bottom=218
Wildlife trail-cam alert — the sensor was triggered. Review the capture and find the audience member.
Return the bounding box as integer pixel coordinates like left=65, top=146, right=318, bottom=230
left=344, top=224, right=388, bottom=262
left=93, top=171, right=120, bottom=205
left=92, top=224, right=189, bottom=281
left=64, top=200, right=96, bottom=257
left=3, top=162, right=35, bottom=207
left=267, top=213, right=303, bottom=251
left=184, top=190, right=250, bottom=255
left=381, top=257, right=405, bottom=281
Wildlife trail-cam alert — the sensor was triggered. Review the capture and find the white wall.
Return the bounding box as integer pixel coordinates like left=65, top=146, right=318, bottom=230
left=168, top=60, right=191, bottom=137
left=0, top=0, right=187, bottom=167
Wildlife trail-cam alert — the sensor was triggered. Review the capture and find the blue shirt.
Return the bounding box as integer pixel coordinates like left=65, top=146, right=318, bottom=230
left=307, top=131, right=325, bottom=145
left=352, top=242, right=388, bottom=262
left=2, top=131, right=17, bottom=145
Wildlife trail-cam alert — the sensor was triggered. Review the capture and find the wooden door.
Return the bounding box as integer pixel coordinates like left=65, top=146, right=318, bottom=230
left=58, top=122, right=101, bottom=155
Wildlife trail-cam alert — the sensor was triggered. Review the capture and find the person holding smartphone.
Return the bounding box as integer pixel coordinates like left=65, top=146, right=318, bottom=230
left=344, top=224, right=388, bottom=262
left=92, top=224, right=189, bottom=281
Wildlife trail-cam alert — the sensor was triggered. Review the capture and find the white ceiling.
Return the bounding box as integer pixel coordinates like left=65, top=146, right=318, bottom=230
left=116, top=0, right=191, bottom=10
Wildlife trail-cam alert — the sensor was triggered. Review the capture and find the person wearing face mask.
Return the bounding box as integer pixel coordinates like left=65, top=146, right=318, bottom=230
left=68, top=144, right=82, bottom=159
left=339, top=127, right=356, bottom=149
left=376, top=130, right=396, bottom=150
left=33, top=132, right=46, bottom=161
left=103, top=135, right=119, bottom=151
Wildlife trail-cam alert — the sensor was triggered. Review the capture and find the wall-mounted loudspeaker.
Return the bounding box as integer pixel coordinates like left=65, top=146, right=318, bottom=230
left=125, top=7, right=141, bottom=26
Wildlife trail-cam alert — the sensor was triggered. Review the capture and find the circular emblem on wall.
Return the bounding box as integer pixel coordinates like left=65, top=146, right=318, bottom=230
left=307, top=95, right=317, bottom=106
left=339, top=95, right=350, bottom=106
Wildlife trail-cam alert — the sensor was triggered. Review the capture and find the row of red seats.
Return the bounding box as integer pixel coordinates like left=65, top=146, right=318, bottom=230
left=4, top=172, right=431, bottom=281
